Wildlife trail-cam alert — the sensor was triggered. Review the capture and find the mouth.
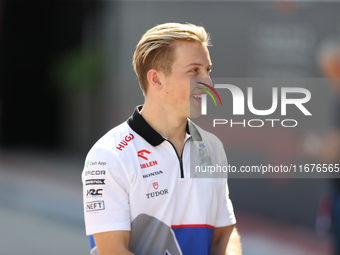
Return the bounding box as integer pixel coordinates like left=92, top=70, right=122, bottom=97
left=192, top=93, right=205, bottom=103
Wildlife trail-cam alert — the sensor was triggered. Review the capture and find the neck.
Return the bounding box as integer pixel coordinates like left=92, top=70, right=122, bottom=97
left=140, top=100, right=187, bottom=144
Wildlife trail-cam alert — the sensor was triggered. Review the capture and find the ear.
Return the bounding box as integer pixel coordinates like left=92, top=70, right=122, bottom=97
left=146, top=69, right=162, bottom=91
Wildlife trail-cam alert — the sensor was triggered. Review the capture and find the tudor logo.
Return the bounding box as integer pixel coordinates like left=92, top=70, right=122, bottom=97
left=153, top=182, right=159, bottom=190
left=146, top=189, right=168, bottom=199
left=138, top=149, right=151, bottom=160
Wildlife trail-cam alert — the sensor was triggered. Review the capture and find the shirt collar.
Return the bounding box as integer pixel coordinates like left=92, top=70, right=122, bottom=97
left=127, top=105, right=202, bottom=146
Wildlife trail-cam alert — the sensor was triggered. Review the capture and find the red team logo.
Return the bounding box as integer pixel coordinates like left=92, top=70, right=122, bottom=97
left=138, top=149, right=158, bottom=169
left=138, top=149, right=151, bottom=160
left=153, top=182, right=158, bottom=190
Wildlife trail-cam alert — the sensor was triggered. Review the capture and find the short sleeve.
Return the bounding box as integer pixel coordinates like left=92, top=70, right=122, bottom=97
left=82, top=146, right=131, bottom=236
left=215, top=178, right=237, bottom=227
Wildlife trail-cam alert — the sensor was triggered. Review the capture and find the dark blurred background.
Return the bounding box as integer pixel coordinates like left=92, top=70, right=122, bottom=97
left=0, top=0, right=102, bottom=152
left=1, top=1, right=340, bottom=254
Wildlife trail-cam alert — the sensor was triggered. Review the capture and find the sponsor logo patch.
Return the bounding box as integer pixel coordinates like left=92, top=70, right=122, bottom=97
left=142, top=170, right=163, bottom=179
left=86, top=189, right=103, bottom=197
left=86, top=201, right=105, bottom=212
left=86, top=161, right=106, bottom=167
left=140, top=160, right=158, bottom=169
left=85, top=170, right=106, bottom=176
left=198, top=145, right=212, bottom=166
left=85, top=179, right=105, bottom=185
left=146, top=189, right=168, bottom=199
left=116, top=134, right=134, bottom=151
left=138, top=149, right=151, bottom=160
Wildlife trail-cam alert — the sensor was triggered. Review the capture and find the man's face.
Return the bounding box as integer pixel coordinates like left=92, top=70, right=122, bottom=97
left=160, top=41, right=212, bottom=118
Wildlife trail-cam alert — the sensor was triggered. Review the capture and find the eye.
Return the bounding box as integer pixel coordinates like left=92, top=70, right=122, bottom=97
left=191, top=68, right=198, bottom=73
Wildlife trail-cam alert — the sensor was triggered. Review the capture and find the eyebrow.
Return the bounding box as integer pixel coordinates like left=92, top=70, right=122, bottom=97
left=185, top=63, right=212, bottom=68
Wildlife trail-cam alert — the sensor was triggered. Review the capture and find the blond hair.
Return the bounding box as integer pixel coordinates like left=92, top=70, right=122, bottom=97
left=133, top=23, right=211, bottom=95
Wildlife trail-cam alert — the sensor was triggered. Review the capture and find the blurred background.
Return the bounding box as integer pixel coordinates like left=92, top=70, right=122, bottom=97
left=1, top=0, right=340, bottom=254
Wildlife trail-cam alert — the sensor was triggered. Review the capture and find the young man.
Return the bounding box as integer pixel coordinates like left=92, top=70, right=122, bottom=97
left=82, top=23, right=241, bottom=255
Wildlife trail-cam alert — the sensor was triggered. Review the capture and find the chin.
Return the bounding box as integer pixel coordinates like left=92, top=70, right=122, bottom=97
left=189, top=100, right=202, bottom=118
left=189, top=108, right=202, bottom=118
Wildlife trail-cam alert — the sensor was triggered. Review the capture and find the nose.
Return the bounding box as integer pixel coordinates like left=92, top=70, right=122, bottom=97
left=198, top=72, right=212, bottom=83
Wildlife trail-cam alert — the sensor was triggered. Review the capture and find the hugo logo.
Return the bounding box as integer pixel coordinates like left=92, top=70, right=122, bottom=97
left=116, top=134, right=134, bottom=151
left=138, top=149, right=151, bottom=160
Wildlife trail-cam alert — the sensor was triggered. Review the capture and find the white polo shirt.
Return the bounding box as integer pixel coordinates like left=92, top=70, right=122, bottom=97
left=82, top=106, right=236, bottom=255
